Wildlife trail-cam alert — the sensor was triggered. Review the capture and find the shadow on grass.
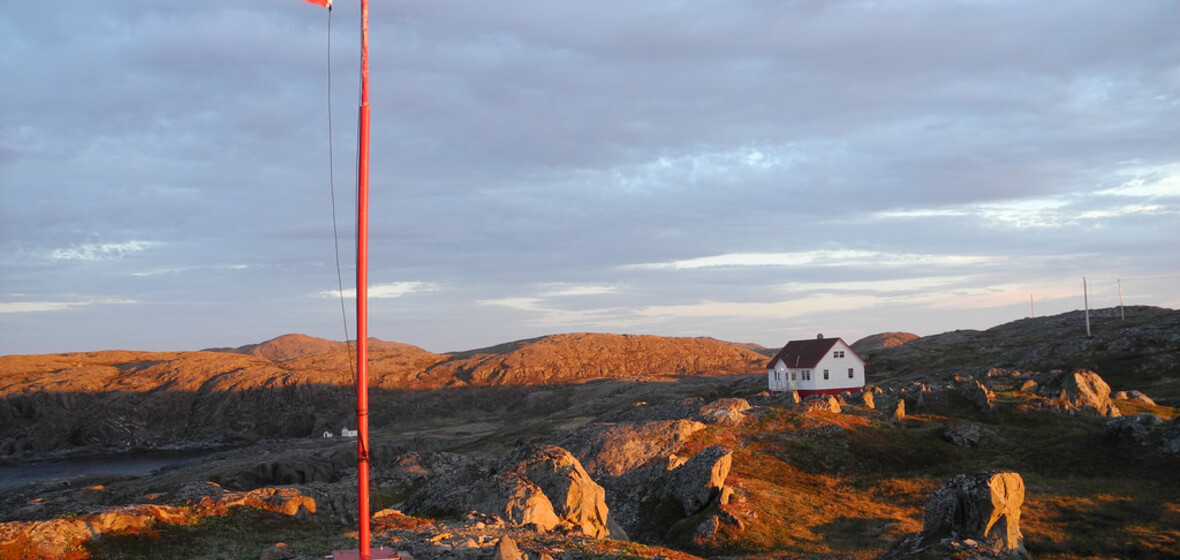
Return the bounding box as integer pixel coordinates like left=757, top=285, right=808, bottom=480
left=813, top=516, right=900, bottom=555
left=83, top=507, right=352, bottom=560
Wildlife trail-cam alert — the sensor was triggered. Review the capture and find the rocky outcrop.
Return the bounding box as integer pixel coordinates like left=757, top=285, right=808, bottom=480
left=1114, top=390, right=1156, bottom=405
left=0, top=334, right=765, bottom=461
left=879, top=471, right=1027, bottom=560
left=550, top=419, right=707, bottom=477
left=859, top=306, right=1180, bottom=405
left=1033, top=369, right=1121, bottom=417
left=0, top=485, right=317, bottom=558
left=663, top=445, right=733, bottom=516
left=961, top=380, right=995, bottom=411
left=942, top=423, right=987, bottom=447
left=802, top=395, right=841, bottom=414
left=893, top=398, right=906, bottom=423
left=850, top=332, right=920, bottom=353
left=402, top=443, right=621, bottom=540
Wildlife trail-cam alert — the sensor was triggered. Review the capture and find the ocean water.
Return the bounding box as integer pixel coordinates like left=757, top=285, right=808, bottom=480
left=0, top=450, right=217, bottom=489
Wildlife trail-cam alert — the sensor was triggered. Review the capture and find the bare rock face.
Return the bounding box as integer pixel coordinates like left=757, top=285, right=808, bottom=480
left=259, top=542, right=296, bottom=560
left=0, top=486, right=317, bottom=558
left=551, top=419, right=707, bottom=477
left=501, top=444, right=614, bottom=538
left=961, top=380, right=996, bottom=411
left=893, top=399, right=906, bottom=423
left=466, top=474, right=561, bottom=532
left=1113, top=390, right=1156, bottom=405
left=492, top=536, right=527, bottom=560
left=861, top=391, right=876, bottom=410
left=851, top=332, right=920, bottom=353
left=942, top=423, right=987, bottom=447
left=1034, top=369, right=1121, bottom=417
left=802, top=395, right=842, bottom=414
left=403, top=443, right=619, bottom=540
left=879, top=471, right=1028, bottom=560
left=1163, top=419, right=1180, bottom=453
left=664, top=445, right=733, bottom=516
left=698, top=398, right=752, bottom=426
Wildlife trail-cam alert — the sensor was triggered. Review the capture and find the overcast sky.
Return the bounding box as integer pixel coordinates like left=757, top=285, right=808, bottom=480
left=2, top=1, right=1178, bottom=355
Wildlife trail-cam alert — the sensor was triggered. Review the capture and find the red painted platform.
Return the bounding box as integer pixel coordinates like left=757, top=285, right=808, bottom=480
left=331, top=548, right=401, bottom=560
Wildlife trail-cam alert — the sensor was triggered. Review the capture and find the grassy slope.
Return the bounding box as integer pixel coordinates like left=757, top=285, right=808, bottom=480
left=673, top=392, right=1180, bottom=560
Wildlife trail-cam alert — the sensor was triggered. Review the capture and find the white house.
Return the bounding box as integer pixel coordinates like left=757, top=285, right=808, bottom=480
left=767, top=334, right=866, bottom=396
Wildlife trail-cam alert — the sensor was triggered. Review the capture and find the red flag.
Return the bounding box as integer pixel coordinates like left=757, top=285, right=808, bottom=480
left=300, top=0, right=331, bottom=7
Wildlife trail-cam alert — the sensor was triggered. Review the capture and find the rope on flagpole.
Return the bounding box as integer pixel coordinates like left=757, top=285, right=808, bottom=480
left=324, top=7, right=359, bottom=383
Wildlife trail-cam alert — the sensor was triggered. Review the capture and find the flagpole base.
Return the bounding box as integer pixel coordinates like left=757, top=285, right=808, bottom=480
left=330, top=547, right=401, bottom=560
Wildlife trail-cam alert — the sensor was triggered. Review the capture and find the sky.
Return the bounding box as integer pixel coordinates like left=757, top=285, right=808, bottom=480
left=2, top=0, right=1178, bottom=356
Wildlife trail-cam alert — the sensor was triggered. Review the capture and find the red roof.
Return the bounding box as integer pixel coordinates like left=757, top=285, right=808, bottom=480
left=768, top=337, right=848, bottom=369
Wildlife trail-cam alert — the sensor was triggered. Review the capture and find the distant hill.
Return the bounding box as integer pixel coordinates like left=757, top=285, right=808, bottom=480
left=0, top=333, right=766, bottom=460
left=2, top=308, right=1177, bottom=461
left=850, top=332, right=920, bottom=353
left=859, top=305, right=1180, bottom=405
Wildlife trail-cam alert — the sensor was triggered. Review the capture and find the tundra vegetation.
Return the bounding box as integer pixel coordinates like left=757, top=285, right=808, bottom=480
left=1, top=306, right=1177, bottom=559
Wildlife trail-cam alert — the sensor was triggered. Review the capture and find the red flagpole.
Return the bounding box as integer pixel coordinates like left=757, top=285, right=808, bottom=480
left=355, top=0, right=373, bottom=558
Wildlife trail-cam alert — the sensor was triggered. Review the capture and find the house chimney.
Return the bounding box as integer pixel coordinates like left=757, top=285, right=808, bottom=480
left=816, top=333, right=824, bottom=340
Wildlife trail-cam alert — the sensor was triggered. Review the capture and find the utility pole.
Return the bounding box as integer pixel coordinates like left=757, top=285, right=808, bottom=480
left=1029, top=294, right=1035, bottom=318
left=1083, top=276, right=1091, bottom=338
left=1118, top=278, right=1125, bottom=321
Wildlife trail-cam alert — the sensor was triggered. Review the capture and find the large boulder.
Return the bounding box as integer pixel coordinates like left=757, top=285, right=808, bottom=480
left=500, top=444, right=615, bottom=538
left=1034, top=369, right=1120, bottom=417
left=879, top=471, right=1027, bottom=560
left=664, top=445, right=733, bottom=516
left=960, top=380, right=995, bottom=411
left=466, top=474, right=561, bottom=532
left=402, top=443, right=621, bottom=540
left=551, top=419, right=706, bottom=477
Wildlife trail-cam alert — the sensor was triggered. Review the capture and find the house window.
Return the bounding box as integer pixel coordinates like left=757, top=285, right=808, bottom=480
left=791, top=371, right=796, bottom=381
left=848, top=368, right=854, bottom=378
left=823, top=369, right=829, bottom=380
left=802, top=370, right=811, bottom=381
left=834, top=351, right=844, bottom=358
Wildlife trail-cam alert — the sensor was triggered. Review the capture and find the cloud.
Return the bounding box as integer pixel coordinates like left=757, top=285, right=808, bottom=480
left=129, top=264, right=248, bottom=277
left=627, top=251, right=997, bottom=271
left=540, top=284, right=619, bottom=297
left=319, top=281, right=438, bottom=299
left=0, top=297, right=138, bottom=314
left=48, top=241, right=159, bottom=261
left=1096, top=168, right=1180, bottom=198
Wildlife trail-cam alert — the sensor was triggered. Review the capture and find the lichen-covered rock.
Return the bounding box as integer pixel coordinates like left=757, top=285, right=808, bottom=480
left=862, top=391, right=876, bottom=410
left=893, top=399, right=906, bottom=423
left=665, top=445, right=733, bottom=516
left=259, top=542, right=296, bottom=560
left=501, top=443, right=614, bottom=538
left=961, top=380, right=995, bottom=411
left=1160, top=418, right=1180, bottom=453
left=492, top=535, right=527, bottom=560
left=467, top=474, right=561, bottom=532
left=802, top=395, right=841, bottom=414
left=0, top=504, right=192, bottom=558
left=1113, top=390, right=1156, bottom=405
left=1105, top=413, right=1165, bottom=446
left=879, top=471, right=1027, bottom=560
left=551, top=419, right=706, bottom=477
left=942, top=423, right=986, bottom=447
left=698, top=398, right=752, bottom=426
left=405, top=443, right=618, bottom=540
left=1033, top=369, right=1121, bottom=417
